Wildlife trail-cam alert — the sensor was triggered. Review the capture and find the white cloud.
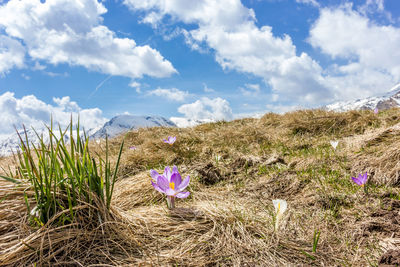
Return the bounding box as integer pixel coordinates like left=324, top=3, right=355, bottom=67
left=123, top=0, right=331, bottom=105
left=269, top=52, right=330, bottom=103
left=177, top=97, right=233, bottom=121
left=129, top=81, right=141, bottom=93
left=43, top=71, right=69, bottom=77
left=170, top=97, right=233, bottom=127
left=0, top=35, right=25, bottom=75
left=240, top=83, right=260, bottom=96
left=148, top=87, right=189, bottom=101
left=358, top=0, right=391, bottom=21
left=32, top=61, right=46, bottom=71
left=295, top=0, right=319, bottom=7
left=0, top=0, right=176, bottom=79
left=203, top=83, right=215, bottom=93
left=0, top=91, right=107, bottom=135
left=124, top=0, right=400, bottom=106
left=365, top=0, right=384, bottom=11
left=309, top=5, right=400, bottom=100
left=129, top=81, right=141, bottom=88
left=21, top=73, right=30, bottom=80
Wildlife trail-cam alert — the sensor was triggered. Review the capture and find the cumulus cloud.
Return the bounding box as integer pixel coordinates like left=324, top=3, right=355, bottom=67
left=0, top=0, right=176, bottom=79
left=148, top=87, right=189, bottom=101
left=170, top=97, right=233, bottom=127
left=0, top=91, right=107, bottom=135
left=177, top=97, right=233, bottom=121
left=124, top=0, right=399, bottom=106
left=309, top=4, right=400, bottom=99
left=0, top=35, right=25, bottom=75
left=123, top=0, right=331, bottom=105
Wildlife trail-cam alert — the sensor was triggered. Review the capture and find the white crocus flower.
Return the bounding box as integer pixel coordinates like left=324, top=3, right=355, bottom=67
left=330, top=140, right=339, bottom=150
left=272, top=199, right=287, bottom=231
left=30, top=206, right=40, bottom=218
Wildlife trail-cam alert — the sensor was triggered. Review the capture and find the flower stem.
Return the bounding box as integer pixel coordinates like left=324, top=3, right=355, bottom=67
left=167, top=196, right=175, bottom=209
left=364, top=183, right=369, bottom=195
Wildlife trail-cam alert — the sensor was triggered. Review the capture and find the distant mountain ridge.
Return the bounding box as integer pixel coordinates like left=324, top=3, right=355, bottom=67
left=91, top=115, right=176, bottom=139
left=326, top=83, right=400, bottom=112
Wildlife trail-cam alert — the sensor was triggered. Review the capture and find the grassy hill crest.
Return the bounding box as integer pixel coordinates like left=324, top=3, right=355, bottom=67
left=1, top=108, right=400, bottom=266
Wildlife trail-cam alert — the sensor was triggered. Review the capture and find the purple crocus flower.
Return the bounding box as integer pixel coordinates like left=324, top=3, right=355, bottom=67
left=150, top=166, right=190, bottom=209
left=150, top=166, right=178, bottom=182
left=374, top=108, right=379, bottom=114
left=129, top=146, right=137, bottom=150
left=163, top=136, right=176, bottom=145
left=351, top=172, right=368, bottom=186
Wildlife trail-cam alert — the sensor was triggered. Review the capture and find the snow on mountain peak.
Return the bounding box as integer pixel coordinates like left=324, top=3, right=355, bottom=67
left=90, top=115, right=176, bottom=139
left=326, top=83, right=400, bottom=112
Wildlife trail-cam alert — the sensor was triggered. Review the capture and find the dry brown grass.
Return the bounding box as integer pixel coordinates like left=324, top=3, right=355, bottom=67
left=1, top=108, right=400, bottom=266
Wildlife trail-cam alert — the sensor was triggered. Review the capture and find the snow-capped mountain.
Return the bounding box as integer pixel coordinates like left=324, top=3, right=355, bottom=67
left=326, top=83, right=400, bottom=112
left=90, top=115, right=176, bottom=139
left=0, top=129, right=47, bottom=156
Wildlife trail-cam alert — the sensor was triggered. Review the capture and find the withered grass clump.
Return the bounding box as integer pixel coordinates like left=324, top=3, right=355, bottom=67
left=0, top=179, right=141, bottom=266
left=1, top=108, right=400, bottom=266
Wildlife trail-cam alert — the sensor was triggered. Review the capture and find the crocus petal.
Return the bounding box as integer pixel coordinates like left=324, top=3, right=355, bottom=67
left=361, top=172, right=368, bottom=184
left=170, top=172, right=182, bottom=188
left=157, top=175, right=170, bottom=191
left=177, top=175, right=190, bottom=191
left=165, top=188, right=177, bottom=196
left=330, top=140, right=338, bottom=149
left=150, top=169, right=159, bottom=180
left=172, top=165, right=179, bottom=174
left=352, top=177, right=362, bottom=186
left=151, top=181, right=166, bottom=194
left=164, top=166, right=172, bottom=181
left=176, top=191, right=190, bottom=198
left=272, top=199, right=287, bottom=216
left=163, top=136, right=176, bottom=144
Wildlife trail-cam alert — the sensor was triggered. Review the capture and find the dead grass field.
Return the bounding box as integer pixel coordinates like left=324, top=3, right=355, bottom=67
left=1, top=108, right=400, bottom=266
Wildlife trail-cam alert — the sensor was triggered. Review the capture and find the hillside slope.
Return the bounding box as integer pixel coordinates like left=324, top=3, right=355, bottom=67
left=1, top=108, right=400, bottom=266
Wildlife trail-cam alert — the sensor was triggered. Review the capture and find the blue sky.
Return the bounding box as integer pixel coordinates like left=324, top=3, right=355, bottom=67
left=0, top=0, right=400, bottom=132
